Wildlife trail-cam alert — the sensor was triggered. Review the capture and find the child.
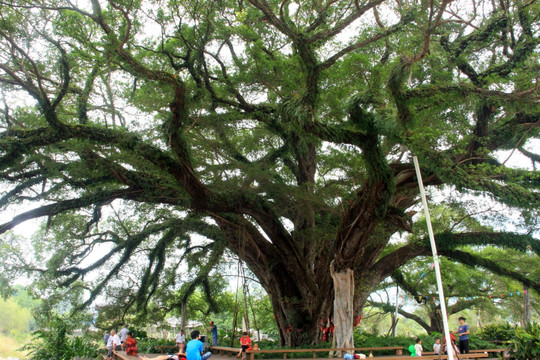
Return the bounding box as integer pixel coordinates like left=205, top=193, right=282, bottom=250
left=433, top=338, right=441, bottom=355
left=123, top=331, right=138, bottom=356
left=236, top=332, right=252, bottom=359
left=443, top=334, right=460, bottom=357
left=414, top=338, right=422, bottom=357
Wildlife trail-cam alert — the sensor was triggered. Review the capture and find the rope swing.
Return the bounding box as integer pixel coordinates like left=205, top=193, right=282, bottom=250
left=230, top=227, right=259, bottom=345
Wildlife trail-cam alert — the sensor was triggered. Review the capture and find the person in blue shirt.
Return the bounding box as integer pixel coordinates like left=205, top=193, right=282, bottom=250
left=455, top=316, right=470, bottom=354
left=208, top=321, right=218, bottom=346
left=186, top=330, right=212, bottom=360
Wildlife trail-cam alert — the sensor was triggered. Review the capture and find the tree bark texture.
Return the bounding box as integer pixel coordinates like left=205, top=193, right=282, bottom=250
left=331, top=263, right=355, bottom=353
left=181, top=300, right=187, bottom=331
left=523, top=284, right=531, bottom=326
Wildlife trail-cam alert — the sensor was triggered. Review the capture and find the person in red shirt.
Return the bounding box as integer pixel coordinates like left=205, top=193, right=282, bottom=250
left=123, top=331, right=138, bottom=356
left=236, top=332, right=251, bottom=359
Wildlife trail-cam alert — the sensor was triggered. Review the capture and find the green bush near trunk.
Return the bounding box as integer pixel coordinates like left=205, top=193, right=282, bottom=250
left=506, top=323, right=540, bottom=360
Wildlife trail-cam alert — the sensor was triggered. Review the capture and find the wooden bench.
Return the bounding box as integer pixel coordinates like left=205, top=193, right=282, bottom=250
left=212, top=346, right=404, bottom=360
left=374, top=354, right=488, bottom=359
left=424, top=349, right=506, bottom=357
left=243, top=346, right=404, bottom=360
left=112, top=350, right=166, bottom=360
left=112, top=350, right=137, bottom=360
left=470, top=349, right=509, bottom=359
left=211, top=346, right=242, bottom=357
left=470, top=349, right=506, bottom=354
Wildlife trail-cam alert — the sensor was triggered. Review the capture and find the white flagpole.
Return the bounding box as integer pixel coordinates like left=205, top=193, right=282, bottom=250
left=412, top=155, right=454, bottom=360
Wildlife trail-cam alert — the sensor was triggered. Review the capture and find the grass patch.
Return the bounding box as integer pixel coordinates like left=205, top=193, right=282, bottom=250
left=0, top=334, right=28, bottom=359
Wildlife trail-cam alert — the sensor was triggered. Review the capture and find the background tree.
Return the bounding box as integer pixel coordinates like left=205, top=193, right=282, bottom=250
left=370, top=261, right=503, bottom=335
left=0, top=0, right=539, bottom=347
left=371, top=204, right=540, bottom=334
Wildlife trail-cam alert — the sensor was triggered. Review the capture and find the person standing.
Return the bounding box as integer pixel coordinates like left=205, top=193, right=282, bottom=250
left=433, top=338, right=441, bottom=355
left=186, top=330, right=212, bottom=360
left=104, top=331, right=110, bottom=347
left=208, top=321, right=218, bottom=346
left=119, top=325, right=130, bottom=344
left=176, top=330, right=186, bottom=351
left=455, top=316, right=470, bottom=354
left=414, top=338, right=423, bottom=357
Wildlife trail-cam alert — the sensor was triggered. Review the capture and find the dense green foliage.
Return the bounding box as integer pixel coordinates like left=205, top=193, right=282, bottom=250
left=136, top=337, right=179, bottom=354
left=506, top=323, right=540, bottom=360
left=0, top=297, right=34, bottom=338
left=369, top=206, right=539, bottom=334
left=477, top=323, right=516, bottom=342
left=0, top=287, right=40, bottom=358
left=21, top=317, right=100, bottom=360
left=0, top=0, right=538, bottom=346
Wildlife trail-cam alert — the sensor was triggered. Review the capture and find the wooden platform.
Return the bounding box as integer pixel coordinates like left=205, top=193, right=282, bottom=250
left=112, top=351, right=170, bottom=359
left=423, top=348, right=508, bottom=358
left=212, top=345, right=404, bottom=360
left=111, top=347, right=498, bottom=360
left=374, top=356, right=488, bottom=360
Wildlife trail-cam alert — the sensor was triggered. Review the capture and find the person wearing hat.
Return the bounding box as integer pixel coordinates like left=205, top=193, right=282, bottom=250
left=453, top=316, right=470, bottom=353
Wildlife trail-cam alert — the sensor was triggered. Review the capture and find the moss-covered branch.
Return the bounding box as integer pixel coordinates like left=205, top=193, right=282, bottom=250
left=373, top=231, right=540, bottom=292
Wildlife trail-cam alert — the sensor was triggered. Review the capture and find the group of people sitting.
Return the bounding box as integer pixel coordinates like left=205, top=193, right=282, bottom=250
left=104, top=326, right=137, bottom=359
left=141, top=330, right=213, bottom=360
left=104, top=328, right=213, bottom=360
left=164, top=330, right=254, bottom=360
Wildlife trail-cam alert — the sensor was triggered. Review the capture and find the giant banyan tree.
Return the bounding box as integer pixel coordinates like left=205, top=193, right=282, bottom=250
left=0, top=0, right=539, bottom=347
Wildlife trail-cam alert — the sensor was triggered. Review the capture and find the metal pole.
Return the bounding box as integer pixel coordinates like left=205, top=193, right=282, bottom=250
left=412, top=155, right=454, bottom=360
left=393, top=285, right=399, bottom=337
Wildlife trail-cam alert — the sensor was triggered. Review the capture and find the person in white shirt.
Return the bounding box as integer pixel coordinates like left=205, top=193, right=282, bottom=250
left=107, top=330, right=122, bottom=359
left=414, top=338, right=423, bottom=356
left=119, top=325, right=130, bottom=343
left=176, top=330, right=186, bottom=351
left=433, top=338, right=441, bottom=354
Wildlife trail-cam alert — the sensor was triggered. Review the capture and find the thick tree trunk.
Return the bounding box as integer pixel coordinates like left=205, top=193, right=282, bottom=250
left=245, top=257, right=333, bottom=346
left=523, top=284, right=531, bottom=326
left=428, top=310, right=444, bottom=334
left=265, top=277, right=331, bottom=347
left=330, top=262, right=355, bottom=353
left=180, top=300, right=187, bottom=331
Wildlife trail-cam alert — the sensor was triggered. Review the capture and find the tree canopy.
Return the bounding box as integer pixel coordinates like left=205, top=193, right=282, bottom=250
left=0, top=0, right=539, bottom=346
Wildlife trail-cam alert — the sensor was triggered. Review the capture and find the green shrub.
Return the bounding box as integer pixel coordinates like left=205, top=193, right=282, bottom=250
left=506, top=322, right=540, bottom=360
left=20, top=316, right=99, bottom=360
left=477, top=323, right=515, bottom=342
left=131, top=329, right=148, bottom=339
left=136, top=337, right=177, bottom=354
left=467, top=335, right=495, bottom=350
